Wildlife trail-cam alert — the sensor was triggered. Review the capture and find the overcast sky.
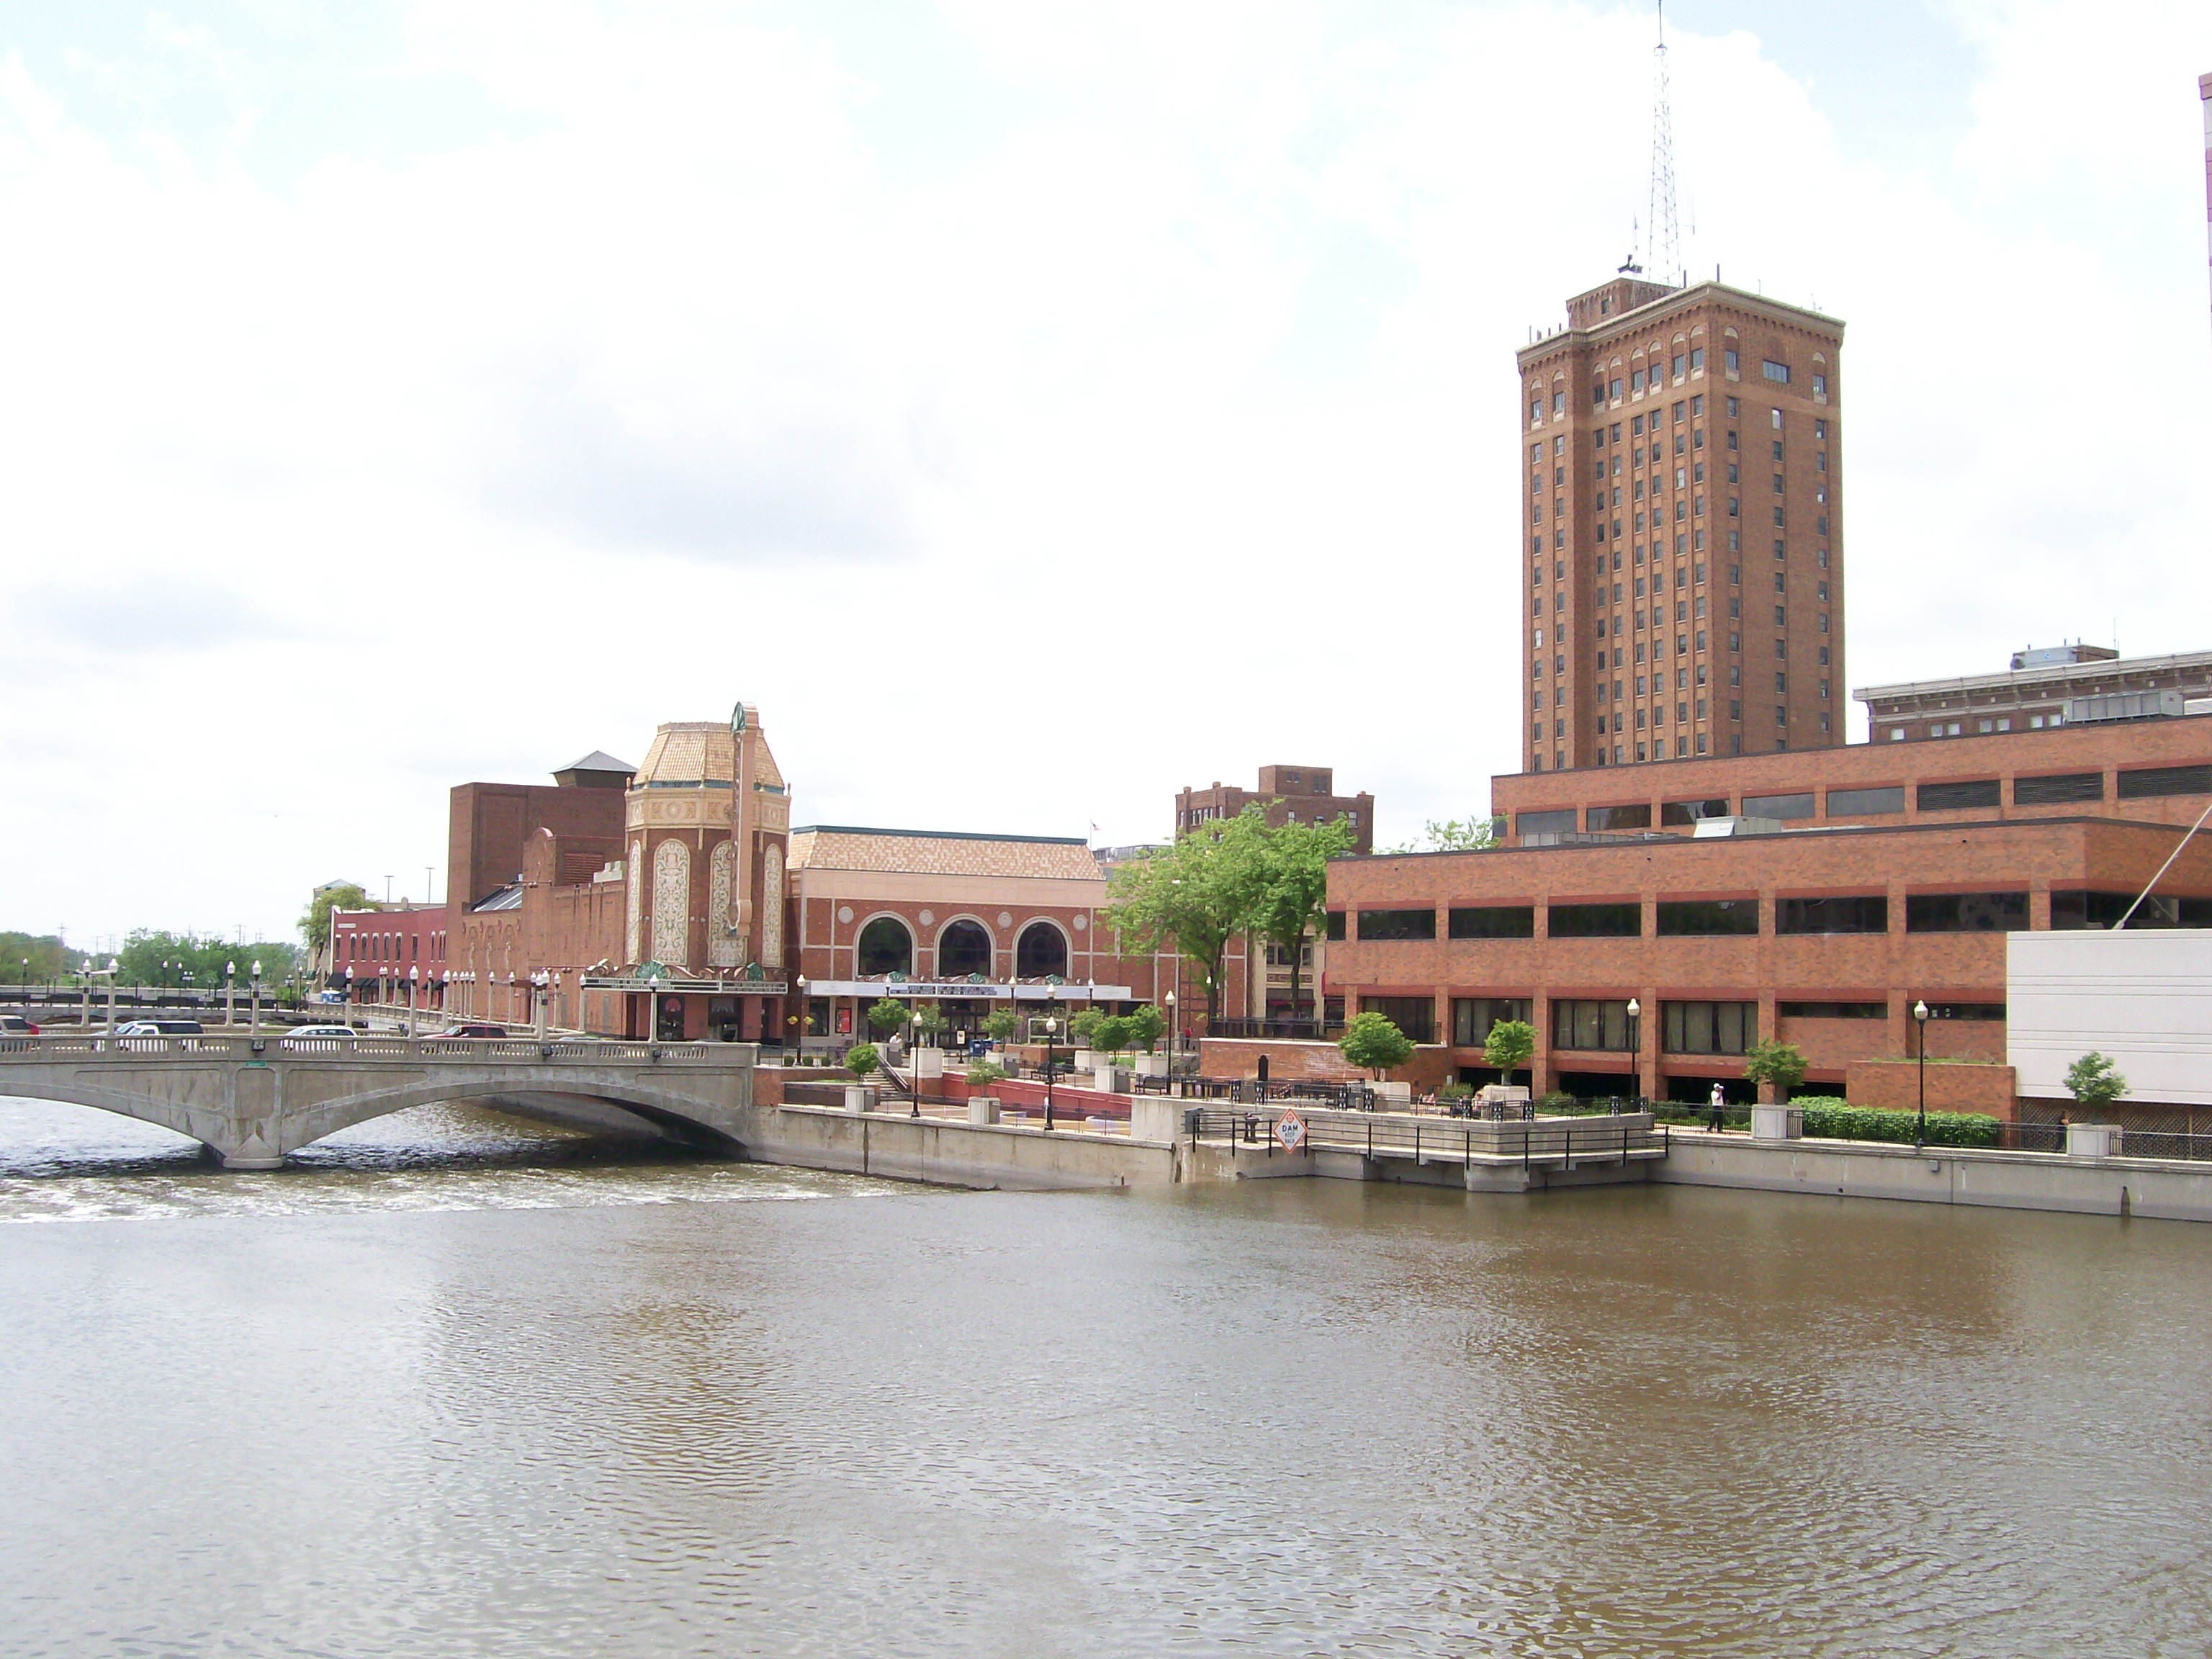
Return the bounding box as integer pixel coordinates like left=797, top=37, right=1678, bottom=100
left=4, top=0, right=2209, bottom=950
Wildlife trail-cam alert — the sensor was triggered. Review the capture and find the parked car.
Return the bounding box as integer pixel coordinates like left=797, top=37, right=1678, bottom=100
left=282, top=1025, right=359, bottom=1045
left=436, top=1023, right=508, bottom=1039
left=0, top=1015, right=40, bottom=1035
left=115, top=1020, right=204, bottom=1036
left=313, top=989, right=349, bottom=1004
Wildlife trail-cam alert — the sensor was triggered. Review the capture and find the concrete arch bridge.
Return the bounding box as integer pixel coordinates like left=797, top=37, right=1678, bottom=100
left=0, top=1034, right=757, bottom=1168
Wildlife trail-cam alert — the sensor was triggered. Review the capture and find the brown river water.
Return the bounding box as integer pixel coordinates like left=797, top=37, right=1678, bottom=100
left=1, top=1094, right=2207, bottom=1658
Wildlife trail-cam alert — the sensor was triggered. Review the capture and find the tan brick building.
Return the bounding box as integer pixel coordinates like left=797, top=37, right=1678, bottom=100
left=1517, top=276, right=1844, bottom=773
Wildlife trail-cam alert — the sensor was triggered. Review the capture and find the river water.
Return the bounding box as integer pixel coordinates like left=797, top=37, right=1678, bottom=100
left=1, top=1095, right=2208, bottom=1658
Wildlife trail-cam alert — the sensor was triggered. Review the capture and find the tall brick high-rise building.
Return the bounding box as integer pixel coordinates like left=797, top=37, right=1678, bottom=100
left=1515, top=275, right=1845, bottom=773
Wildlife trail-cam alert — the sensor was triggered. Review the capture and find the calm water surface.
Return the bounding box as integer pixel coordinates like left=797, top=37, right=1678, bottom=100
left=1, top=1094, right=2208, bottom=1658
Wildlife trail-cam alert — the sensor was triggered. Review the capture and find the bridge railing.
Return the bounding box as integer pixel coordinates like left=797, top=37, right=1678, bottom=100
left=0, top=1034, right=747, bottom=1065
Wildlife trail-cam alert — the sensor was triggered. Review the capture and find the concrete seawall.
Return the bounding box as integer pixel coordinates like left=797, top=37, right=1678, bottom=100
left=1652, top=1130, right=2212, bottom=1223
left=742, top=1103, right=1179, bottom=1190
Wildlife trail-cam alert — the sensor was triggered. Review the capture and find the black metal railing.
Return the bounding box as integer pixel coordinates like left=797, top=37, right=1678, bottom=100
left=1184, top=1105, right=1668, bottom=1167
left=1202, top=1017, right=1346, bottom=1041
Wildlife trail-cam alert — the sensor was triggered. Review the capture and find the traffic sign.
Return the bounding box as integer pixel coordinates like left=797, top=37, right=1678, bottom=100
left=1275, top=1106, right=1306, bottom=1152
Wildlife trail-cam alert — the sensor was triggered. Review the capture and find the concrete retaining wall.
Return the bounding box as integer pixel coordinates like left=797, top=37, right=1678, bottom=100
left=743, top=1104, right=1178, bottom=1191
left=1653, top=1131, right=2212, bottom=1223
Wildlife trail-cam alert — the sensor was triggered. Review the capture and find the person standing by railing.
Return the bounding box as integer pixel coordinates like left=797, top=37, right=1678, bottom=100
left=1707, top=1082, right=1726, bottom=1133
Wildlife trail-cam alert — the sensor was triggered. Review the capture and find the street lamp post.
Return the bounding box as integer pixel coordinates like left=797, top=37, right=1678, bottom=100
left=1165, top=990, right=1178, bottom=1097
left=250, top=961, right=263, bottom=1033
left=225, top=961, right=237, bottom=1030
left=409, top=965, right=421, bottom=1035
left=1626, top=997, right=1642, bottom=1106
left=533, top=971, right=549, bottom=1039
left=909, top=1008, right=924, bottom=1117
left=1914, top=999, right=1930, bottom=1149
left=1043, top=1014, right=1058, bottom=1130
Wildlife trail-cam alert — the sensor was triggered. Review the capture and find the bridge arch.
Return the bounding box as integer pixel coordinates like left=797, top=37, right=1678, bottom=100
left=0, top=1049, right=755, bottom=1168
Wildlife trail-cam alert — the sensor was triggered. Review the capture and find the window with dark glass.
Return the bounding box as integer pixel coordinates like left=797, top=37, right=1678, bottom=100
left=1452, top=997, right=1532, bottom=1047
left=1825, top=785, right=1905, bottom=817
left=1656, top=899, right=1759, bottom=936
left=2051, top=891, right=2212, bottom=930
left=936, top=919, right=992, bottom=977
left=1015, top=921, right=1067, bottom=979
left=1774, top=895, right=1888, bottom=935
left=1547, top=902, right=1642, bottom=938
left=1325, top=911, right=1346, bottom=941
left=1358, top=909, right=1436, bottom=941
left=1923, top=1004, right=2006, bottom=1022
left=1905, top=892, right=2028, bottom=933
left=1779, top=1001, right=1887, bottom=1020
left=1360, top=996, right=1436, bottom=1043
left=2117, top=765, right=2212, bottom=801
left=1448, top=906, right=1534, bottom=940
left=1660, top=796, right=1732, bottom=826
left=1552, top=999, right=1634, bottom=1051
left=1917, top=779, right=2001, bottom=811
left=1742, top=791, right=1815, bottom=820
left=1586, top=804, right=1652, bottom=831
left=2014, top=772, right=2104, bottom=805
left=1516, top=809, right=1577, bottom=840
left=1662, top=1001, right=1758, bottom=1054
left=857, top=916, right=914, bottom=976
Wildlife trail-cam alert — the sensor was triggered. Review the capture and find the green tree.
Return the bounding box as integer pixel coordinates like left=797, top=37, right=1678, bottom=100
left=2064, top=1051, right=2128, bottom=1112
left=1089, top=1015, right=1134, bottom=1055
left=1069, top=1007, right=1106, bottom=1048
left=300, top=883, right=376, bottom=954
left=1386, top=816, right=1501, bottom=855
left=1339, top=1011, right=1415, bottom=1078
left=1125, top=1004, right=1166, bottom=1053
left=1250, top=815, right=1355, bottom=1020
left=1483, top=1018, right=1537, bottom=1089
left=0, top=932, right=84, bottom=984
left=1103, top=807, right=1269, bottom=1025
left=914, top=1004, right=949, bottom=1041
left=867, top=998, right=909, bottom=1039
left=843, top=1042, right=880, bottom=1079
left=982, top=1008, right=1020, bottom=1046
left=1743, top=1038, right=1808, bottom=1101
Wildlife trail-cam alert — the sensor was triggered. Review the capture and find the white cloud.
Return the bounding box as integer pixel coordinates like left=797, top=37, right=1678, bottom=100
left=1, top=0, right=2209, bottom=943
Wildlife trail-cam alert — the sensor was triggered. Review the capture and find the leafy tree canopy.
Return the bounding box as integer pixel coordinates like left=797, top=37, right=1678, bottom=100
left=1339, top=1010, right=1415, bottom=1076
left=1250, top=815, right=1355, bottom=1016
left=117, top=930, right=300, bottom=988
left=1, top=932, right=84, bottom=983
left=867, top=998, right=910, bottom=1038
left=300, top=883, right=376, bottom=952
left=2064, top=1051, right=2127, bottom=1111
left=1385, top=817, right=1500, bottom=855
left=1483, top=1018, right=1537, bottom=1085
left=1104, top=807, right=1272, bottom=1021
left=843, top=1042, right=880, bottom=1079
left=1743, top=1038, right=1808, bottom=1097
left=1124, top=1004, right=1166, bottom=1053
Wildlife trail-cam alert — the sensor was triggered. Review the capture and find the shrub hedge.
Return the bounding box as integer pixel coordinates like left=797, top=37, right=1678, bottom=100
left=1790, top=1095, right=2000, bottom=1148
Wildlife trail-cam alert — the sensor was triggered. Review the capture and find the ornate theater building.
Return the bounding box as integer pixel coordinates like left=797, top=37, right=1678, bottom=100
left=431, top=703, right=1205, bottom=1044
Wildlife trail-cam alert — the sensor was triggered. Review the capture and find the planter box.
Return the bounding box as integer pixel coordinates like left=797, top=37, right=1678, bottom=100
left=1751, top=1103, right=1804, bottom=1141
left=2067, top=1123, right=2123, bottom=1158
left=1072, top=1049, right=1096, bottom=1071
left=1092, top=1065, right=1119, bottom=1095
left=843, top=1084, right=873, bottom=1113
left=913, top=1049, right=945, bottom=1079
left=1132, top=1053, right=1168, bottom=1078
left=966, top=1095, right=1001, bottom=1126
left=1375, top=1081, right=1413, bottom=1106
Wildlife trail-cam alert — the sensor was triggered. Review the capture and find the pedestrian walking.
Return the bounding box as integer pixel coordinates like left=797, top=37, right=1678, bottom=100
left=1708, top=1082, right=1727, bottom=1132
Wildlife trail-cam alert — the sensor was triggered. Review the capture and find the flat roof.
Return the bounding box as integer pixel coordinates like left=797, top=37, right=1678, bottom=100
left=1854, top=649, right=2212, bottom=704
left=790, top=824, right=1087, bottom=846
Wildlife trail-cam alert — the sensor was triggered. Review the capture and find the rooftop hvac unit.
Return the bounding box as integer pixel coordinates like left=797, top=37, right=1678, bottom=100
left=2064, top=689, right=2182, bottom=725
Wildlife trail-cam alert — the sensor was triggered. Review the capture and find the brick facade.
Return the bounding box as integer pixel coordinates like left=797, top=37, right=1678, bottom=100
left=1518, top=277, right=1844, bottom=774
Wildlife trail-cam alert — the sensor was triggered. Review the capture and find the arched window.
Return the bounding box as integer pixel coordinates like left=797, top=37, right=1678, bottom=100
left=1016, top=921, right=1066, bottom=979
left=937, top=919, right=991, bottom=978
left=857, top=916, right=912, bottom=977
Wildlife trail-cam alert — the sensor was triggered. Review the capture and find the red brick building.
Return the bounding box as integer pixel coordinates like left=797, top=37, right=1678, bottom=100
left=1326, top=715, right=2212, bottom=1105
left=1518, top=276, right=1844, bottom=773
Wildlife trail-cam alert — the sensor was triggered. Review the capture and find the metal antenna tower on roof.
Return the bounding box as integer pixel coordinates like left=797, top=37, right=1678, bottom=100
left=1647, top=1, right=1681, bottom=287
